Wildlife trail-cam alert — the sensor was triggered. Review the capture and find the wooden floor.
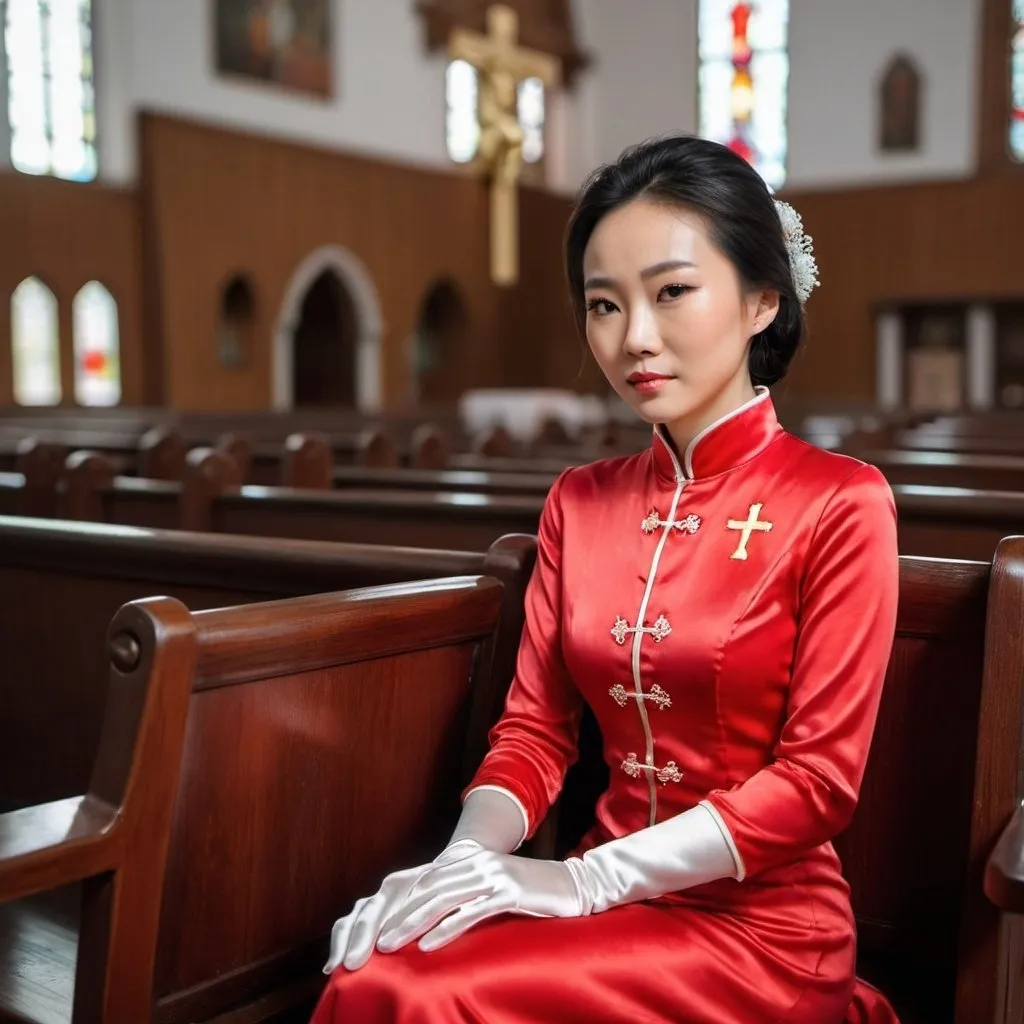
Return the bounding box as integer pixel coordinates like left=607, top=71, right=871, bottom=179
left=0, top=889, right=78, bottom=1024
left=0, top=885, right=322, bottom=1024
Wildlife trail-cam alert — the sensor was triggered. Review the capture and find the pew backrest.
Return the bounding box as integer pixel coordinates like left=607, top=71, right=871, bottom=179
left=0, top=575, right=508, bottom=1022
left=151, top=577, right=506, bottom=1019
left=0, top=515, right=535, bottom=810
left=834, top=538, right=1024, bottom=1022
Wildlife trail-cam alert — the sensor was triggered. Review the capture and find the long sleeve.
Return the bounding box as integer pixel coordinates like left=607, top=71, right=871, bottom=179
left=701, top=463, right=899, bottom=880
left=463, top=469, right=584, bottom=839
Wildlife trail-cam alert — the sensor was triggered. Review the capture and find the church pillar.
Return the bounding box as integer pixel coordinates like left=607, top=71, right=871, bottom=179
left=965, top=303, right=997, bottom=410
left=875, top=308, right=903, bottom=411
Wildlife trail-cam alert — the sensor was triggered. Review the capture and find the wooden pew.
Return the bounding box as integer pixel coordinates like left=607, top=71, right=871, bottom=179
left=333, top=466, right=557, bottom=498
left=55, top=447, right=1022, bottom=562
left=280, top=433, right=558, bottom=496
left=56, top=449, right=546, bottom=551
left=0, top=473, right=24, bottom=516
left=0, top=428, right=187, bottom=483
left=893, top=484, right=1024, bottom=561
left=193, top=483, right=543, bottom=550
left=887, top=429, right=1024, bottom=457
left=862, top=449, right=1024, bottom=493
left=0, top=516, right=535, bottom=811
left=246, top=427, right=400, bottom=484
left=0, top=438, right=63, bottom=518
left=2, top=521, right=1023, bottom=1022
left=0, top=575, right=509, bottom=1023
left=547, top=538, right=1024, bottom=1023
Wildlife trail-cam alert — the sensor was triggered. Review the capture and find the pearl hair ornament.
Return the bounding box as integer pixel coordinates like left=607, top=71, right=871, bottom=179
left=774, top=200, right=819, bottom=305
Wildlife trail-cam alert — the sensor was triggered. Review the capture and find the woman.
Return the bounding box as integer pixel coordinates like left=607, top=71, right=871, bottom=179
left=312, top=135, right=901, bottom=1024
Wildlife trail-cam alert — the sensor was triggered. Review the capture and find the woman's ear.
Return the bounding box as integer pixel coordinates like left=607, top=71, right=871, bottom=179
left=749, top=288, right=781, bottom=336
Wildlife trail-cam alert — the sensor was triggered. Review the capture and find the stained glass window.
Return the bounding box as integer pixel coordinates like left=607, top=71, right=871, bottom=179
left=1011, top=0, right=1024, bottom=160
left=73, top=281, right=120, bottom=406
left=12, top=277, right=61, bottom=406
left=445, top=62, right=547, bottom=165
left=699, top=0, right=789, bottom=191
left=5, top=0, right=97, bottom=182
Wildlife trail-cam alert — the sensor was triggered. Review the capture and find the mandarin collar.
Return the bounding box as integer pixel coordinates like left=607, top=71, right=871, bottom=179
left=650, top=386, right=782, bottom=483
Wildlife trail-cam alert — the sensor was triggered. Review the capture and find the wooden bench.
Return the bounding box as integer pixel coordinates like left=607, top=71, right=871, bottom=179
left=277, top=433, right=557, bottom=496
left=55, top=449, right=546, bottom=551
left=2, top=504, right=1023, bottom=1021
left=0, top=516, right=535, bottom=812
left=546, top=538, right=1024, bottom=1023
left=54, top=448, right=1022, bottom=562
left=862, top=449, right=1024, bottom=492
left=0, top=575, right=509, bottom=1023
left=887, top=430, right=1024, bottom=457
left=893, top=484, right=1024, bottom=560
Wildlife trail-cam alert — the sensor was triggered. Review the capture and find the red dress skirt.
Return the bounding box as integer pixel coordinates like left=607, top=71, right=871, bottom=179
left=312, top=863, right=896, bottom=1023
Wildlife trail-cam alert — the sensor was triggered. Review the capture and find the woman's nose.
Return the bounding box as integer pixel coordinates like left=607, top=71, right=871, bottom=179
left=622, top=307, right=661, bottom=357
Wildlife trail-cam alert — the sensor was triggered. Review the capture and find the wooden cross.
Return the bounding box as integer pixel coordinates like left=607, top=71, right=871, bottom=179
left=726, top=502, right=773, bottom=561
left=448, top=4, right=561, bottom=286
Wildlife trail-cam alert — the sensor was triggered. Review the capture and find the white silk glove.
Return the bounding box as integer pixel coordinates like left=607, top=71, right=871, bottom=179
left=376, top=802, right=740, bottom=953
left=565, top=801, right=742, bottom=914
left=323, top=787, right=527, bottom=972
left=377, top=849, right=583, bottom=953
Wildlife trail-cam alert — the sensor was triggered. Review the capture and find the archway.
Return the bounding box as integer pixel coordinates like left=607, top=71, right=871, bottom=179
left=291, top=269, right=358, bottom=406
left=272, top=245, right=383, bottom=411
left=217, top=274, right=255, bottom=369
left=412, top=279, right=469, bottom=404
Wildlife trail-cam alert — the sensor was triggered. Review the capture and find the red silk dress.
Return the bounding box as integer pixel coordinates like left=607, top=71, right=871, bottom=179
left=313, top=389, right=901, bottom=1024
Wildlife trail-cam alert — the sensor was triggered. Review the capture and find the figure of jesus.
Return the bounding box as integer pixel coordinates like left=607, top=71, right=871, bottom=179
left=449, top=5, right=561, bottom=285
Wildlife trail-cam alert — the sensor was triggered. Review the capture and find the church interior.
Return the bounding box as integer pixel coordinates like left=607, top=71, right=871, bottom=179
left=2, top=0, right=1024, bottom=1022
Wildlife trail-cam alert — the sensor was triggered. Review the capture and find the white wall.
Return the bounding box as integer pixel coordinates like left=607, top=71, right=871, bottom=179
left=99, top=0, right=458, bottom=183
left=97, top=0, right=587, bottom=188
left=569, top=0, right=698, bottom=178
left=563, top=0, right=982, bottom=193
left=93, top=0, right=982, bottom=191
left=786, top=0, right=981, bottom=189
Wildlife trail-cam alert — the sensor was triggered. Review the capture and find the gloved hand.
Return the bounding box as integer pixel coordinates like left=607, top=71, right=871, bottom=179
left=323, top=786, right=528, bottom=972
left=375, top=802, right=740, bottom=954
left=377, top=849, right=583, bottom=952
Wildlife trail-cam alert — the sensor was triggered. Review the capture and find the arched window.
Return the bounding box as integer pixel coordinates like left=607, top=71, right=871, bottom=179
left=698, top=0, right=790, bottom=191
left=446, top=59, right=481, bottom=164
left=445, top=62, right=547, bottom=165
left=73, top=281, right=120, bottom=406
left=517, top=76, right=545, bottom=163
left=1011, top=0, right=1024, bottom=160
left=5, top=0, right=97, bottom=181
left=217, top=274, right=256, bottom=368
left=11, top=276, right=61, bottom=406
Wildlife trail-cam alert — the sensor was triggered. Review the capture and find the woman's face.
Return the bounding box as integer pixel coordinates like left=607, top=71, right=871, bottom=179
left=582, top=198, right=778, bottom=443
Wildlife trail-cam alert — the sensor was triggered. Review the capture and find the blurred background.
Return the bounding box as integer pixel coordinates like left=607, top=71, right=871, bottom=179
left=0, top=0, right=1015, bottom=429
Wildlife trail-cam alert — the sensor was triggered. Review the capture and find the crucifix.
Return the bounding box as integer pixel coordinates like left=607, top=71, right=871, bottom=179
left=449, top=4, right=561, bottom=287
left=726, top=502, right=774, bottom=561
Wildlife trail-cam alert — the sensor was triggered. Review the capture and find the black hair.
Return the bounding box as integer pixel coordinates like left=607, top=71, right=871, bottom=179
left=565, top=134, right=804, bottom=387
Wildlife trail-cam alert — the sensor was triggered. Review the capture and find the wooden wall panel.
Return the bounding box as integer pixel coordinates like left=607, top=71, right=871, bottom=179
left=777, top=175, right=1024, bottom=403
left=0, top=171, right=144, bottom=406
left=140, top=112, right=583, bottom=411
left=4, top=110, right=1023, bottom=414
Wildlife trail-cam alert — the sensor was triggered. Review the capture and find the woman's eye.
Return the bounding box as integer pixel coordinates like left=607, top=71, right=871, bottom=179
left=586, top=298, right=617, bottom=316
left=660, top=284, right=691, bottom=301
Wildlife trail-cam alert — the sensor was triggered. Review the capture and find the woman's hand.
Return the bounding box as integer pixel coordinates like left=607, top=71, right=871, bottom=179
left=325, top=787, right=531, bottom=972
left=323, top=839, right=484, bottom=972
left=376, top=849, right=584, bottom=953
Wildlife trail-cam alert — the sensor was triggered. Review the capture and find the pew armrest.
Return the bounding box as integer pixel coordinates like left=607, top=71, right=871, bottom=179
left=985, top=803, right=1024, bottom=913
left=0, top=795, right=119, bottom=903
